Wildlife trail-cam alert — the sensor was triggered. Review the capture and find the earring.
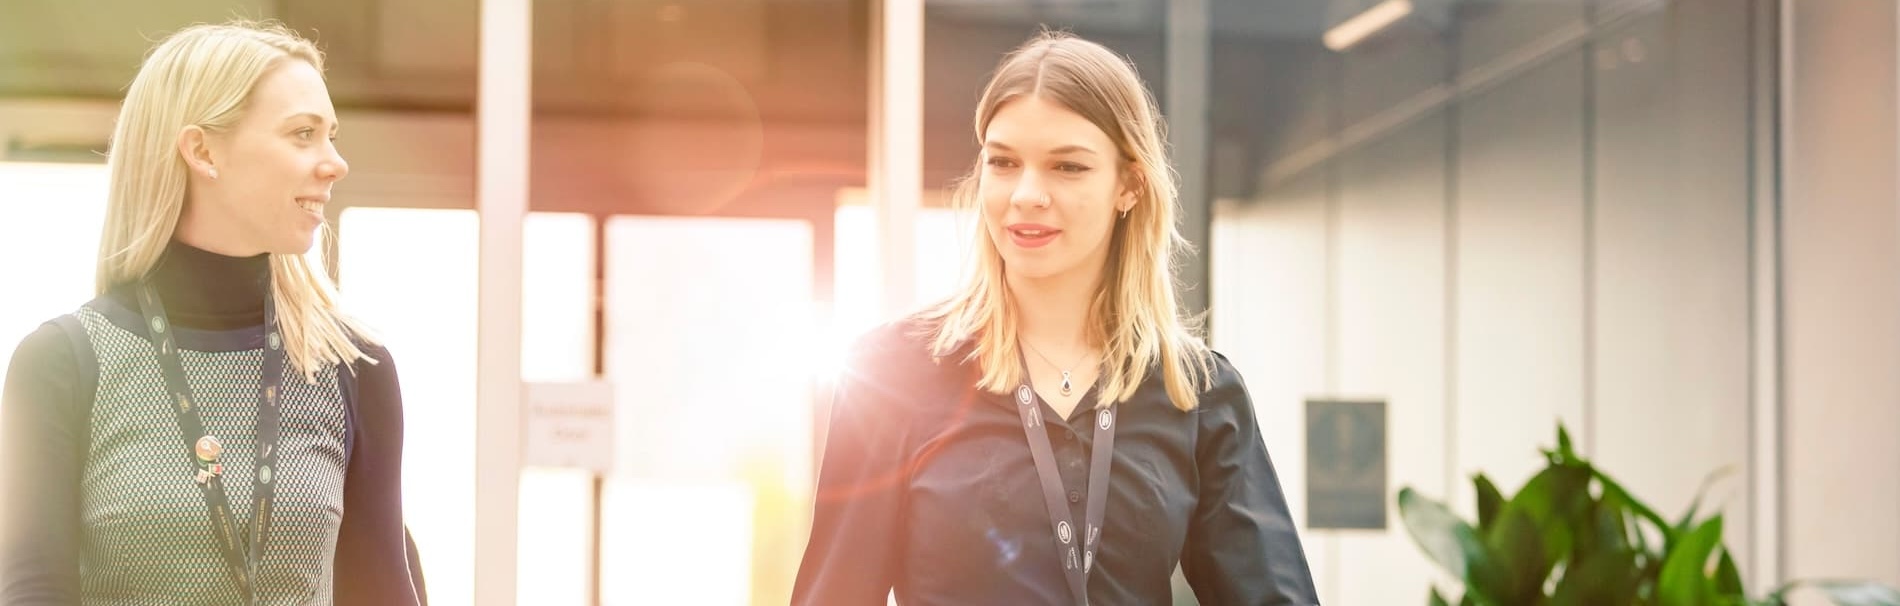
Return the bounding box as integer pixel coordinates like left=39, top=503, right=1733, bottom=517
left=208, top=168, right=219, bottom=180
left=1120, top=208, right=1129, bottom=220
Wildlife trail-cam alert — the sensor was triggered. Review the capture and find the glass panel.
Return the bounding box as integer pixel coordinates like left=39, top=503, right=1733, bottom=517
left=339, top=209, right=598, bottom=605
left=826, top=203, right=973, bottom=376
left=599, top=216, right=815, bottom=605
left=517, top=213, right=598, bottom=606
left=0, top=162, right=108, bottom=381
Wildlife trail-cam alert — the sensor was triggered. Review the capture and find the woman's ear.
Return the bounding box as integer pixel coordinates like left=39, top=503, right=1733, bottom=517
left=1117, top=167, right=1144, bottom=211
left=176, top=125, right=219, bottom=180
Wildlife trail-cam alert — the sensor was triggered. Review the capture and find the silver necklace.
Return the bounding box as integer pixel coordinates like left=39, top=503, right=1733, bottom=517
left=1022, top=340, right=1088, bottom=396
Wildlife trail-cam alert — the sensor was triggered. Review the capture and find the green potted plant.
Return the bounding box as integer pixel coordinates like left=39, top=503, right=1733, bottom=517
left=1397, top=424, right=1900, bottom=606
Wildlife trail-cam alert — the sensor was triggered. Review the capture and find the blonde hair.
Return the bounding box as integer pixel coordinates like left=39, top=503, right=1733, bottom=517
left=96, top=20, right=376, bottom=381
left=917, top=31, right=1213, bottom=411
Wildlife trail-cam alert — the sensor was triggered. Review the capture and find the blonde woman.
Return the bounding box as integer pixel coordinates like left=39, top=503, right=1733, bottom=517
left=1, top=21, right=425, bottom=604
left=793, top=31, right=1318, bottom=606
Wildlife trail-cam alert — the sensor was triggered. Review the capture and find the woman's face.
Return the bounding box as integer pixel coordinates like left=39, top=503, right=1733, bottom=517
left=178, top=59, right=349, bottom=256
left=978, top=95, right=1134, bottom=286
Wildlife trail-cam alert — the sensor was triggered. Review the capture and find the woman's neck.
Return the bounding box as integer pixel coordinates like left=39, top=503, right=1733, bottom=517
left=125, top=239, right=271, bottom=330
left=174, top=197, right=269, bottom=257
left=1007, top=266, right=1102, bottom=359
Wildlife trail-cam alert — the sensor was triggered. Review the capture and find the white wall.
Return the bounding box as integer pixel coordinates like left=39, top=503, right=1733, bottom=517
left=1591, top=0, right=1756, bottom=573
left=1328, top=110, right=1454, bottom=606
left=1782, top=0, right=1900, bottom=596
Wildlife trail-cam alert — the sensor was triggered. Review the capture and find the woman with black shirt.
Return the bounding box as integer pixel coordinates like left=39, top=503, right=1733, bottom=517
left=793, top=32, right=1320, bottom=605
left=1, top=21, right=425, bottom=605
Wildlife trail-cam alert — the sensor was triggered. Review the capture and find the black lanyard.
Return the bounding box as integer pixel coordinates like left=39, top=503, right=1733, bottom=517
left=1013, top=348, right=1117, bottom=606
left=136, top=282, right=284, bottom=604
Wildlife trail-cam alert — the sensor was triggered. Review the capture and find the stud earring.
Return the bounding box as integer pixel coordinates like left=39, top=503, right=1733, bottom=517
left=1120, top=208, right=1129, bottom=220
left=208, top=168, right=219, bottom=180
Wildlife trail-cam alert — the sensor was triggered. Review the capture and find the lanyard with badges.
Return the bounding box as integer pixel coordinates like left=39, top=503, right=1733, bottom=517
left=1013, top=348, right=1117, bottom=606
left=136, top=282, right=284, bottom=604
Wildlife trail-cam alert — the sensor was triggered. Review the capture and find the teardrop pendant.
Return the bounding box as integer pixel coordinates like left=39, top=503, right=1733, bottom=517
left=1060, top=370, right=1073, bottom=396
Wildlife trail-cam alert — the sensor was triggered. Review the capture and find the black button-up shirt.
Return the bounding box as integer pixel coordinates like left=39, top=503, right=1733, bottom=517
left=793, top=321, right=1319, bottom=605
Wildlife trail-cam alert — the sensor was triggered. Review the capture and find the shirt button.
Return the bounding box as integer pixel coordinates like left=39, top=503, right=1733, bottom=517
left=1068, top=490, right=1082, bottom=503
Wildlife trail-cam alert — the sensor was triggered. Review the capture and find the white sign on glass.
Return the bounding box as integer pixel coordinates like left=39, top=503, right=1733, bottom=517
left=523, top=381, right=615, bottom=474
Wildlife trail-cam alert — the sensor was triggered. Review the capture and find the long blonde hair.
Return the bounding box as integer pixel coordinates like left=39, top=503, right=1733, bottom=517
left=917, top=31, right=1213, bottom=411
left=96, top=20, right=376, bottom=381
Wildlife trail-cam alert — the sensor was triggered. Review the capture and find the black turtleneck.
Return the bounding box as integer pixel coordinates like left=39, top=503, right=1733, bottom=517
left=2, top=241, right=428, bottom=605
left=105, top=240, right=273, bottom=330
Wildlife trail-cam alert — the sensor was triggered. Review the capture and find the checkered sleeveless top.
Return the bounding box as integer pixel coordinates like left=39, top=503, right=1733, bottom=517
left=70, top=299, right=350, bottom=605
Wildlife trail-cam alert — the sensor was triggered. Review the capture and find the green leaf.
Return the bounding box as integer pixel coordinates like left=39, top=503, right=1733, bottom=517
left=1481, top=506, right=1545, bottom=603
left=1638, top=552, right=1667, bottom=603
left=1714, top=548, right=1744, bottom=597
left=1601, top=488, right=1652, bottom=555
left=1768, top=580, right=1799, bottom=603
left=1596, top=468, right=1674, bottom=544
left=1429, top=586, right=1452, bottom=606
left=1475, top=473, right=1504, bottom=533
left=1583, top=492, right=1632, bottom=555
left=1657, top=515, right=1725, bottom=606
left=1508, top=463, right=1592, bottom=573
left=1557, top=423, right=1578, bottom=463
left=1399, top=487, right=1487, bottom=580
left=1552, top=545, right=1641, bottom=606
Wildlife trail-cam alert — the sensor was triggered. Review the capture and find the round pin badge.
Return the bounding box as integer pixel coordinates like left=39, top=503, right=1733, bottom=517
left=194, top=435, right=223, bottom=463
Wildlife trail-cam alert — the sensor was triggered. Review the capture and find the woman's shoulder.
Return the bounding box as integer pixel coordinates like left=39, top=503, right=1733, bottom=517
left=844, top=317, right=944, bottom=376
left=3, top=313, right=97, bottom=426
left=833, top=316, right=977, bottom=408
left=337, top=316, right=395, bottom=366
left=6, top=297, right=117, bottom=365
left=1190, top=348, right=1255, bottom=416
left=6, top=316, right=82, bottom=371
left=1204, top=348, right=1242, bottom=385
left=350, top=335, right=394, bottom=365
